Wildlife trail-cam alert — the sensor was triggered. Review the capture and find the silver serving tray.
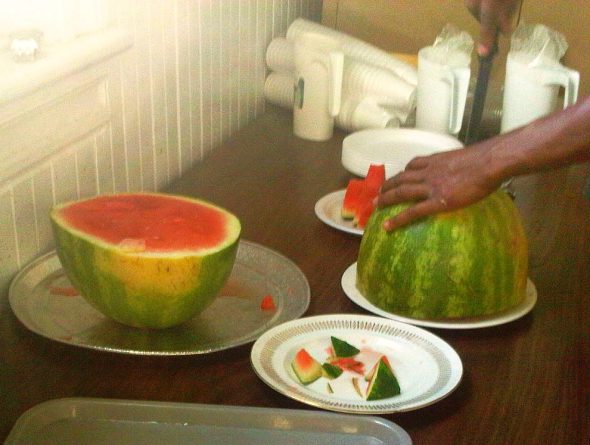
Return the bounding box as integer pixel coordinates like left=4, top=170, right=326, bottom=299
left=8, top=241, right=310, bottom=355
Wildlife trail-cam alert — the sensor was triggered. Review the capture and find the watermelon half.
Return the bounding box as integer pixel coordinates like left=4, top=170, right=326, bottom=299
left=356, top=190, right=528, bottom=320
left=50, top=193, right=241, bottom=329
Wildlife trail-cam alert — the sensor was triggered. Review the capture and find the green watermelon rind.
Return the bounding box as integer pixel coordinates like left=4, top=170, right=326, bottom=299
left=330, top=336, right=360, bottom=358
left=321, top=362, right=344, bottom=379
left=365, top=357, right=401, bottom=401
left=356, top=190, right=528, bottom=320
left=50, top=193, right=241, bottom=329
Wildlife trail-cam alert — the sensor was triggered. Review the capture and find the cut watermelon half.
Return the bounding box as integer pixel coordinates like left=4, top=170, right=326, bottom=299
left=50, top=192, right=241, bottom=329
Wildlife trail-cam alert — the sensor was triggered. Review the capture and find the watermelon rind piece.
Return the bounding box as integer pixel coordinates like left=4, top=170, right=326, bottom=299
left=331, top=336, right=360, bottom=358
left=292, top=348, right=323, bottom=385
left=321, top=362, right=344, bottom=379
left=50, top=193, right=241, bottom=329
left=365, top=356, right=401, bottom=401
left=356, top=189, right=528, bottom=320
left=352, top=377, right=364, bottom=398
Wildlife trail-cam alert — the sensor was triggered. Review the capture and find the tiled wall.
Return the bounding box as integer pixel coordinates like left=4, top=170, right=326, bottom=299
left=0, top=0, right=322, bottom=298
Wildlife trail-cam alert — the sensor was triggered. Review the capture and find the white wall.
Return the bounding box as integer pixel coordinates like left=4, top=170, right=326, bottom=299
left=0, top=0, right=322, bottom=297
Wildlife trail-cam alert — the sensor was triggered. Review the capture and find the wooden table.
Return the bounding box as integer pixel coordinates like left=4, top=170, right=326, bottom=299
left=1, top=107, right=589, bottom=443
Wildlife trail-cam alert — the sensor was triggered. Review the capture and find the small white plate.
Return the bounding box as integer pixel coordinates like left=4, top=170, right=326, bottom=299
left=341, top=263, right=538, bottom=330
left=314, top=190, right=363, bottom=236
left=341, top=128, right=462, bottom=178
left=250, top=314, right=462, bottom=414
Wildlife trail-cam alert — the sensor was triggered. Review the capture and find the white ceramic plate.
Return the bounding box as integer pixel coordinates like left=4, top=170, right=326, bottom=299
left=250, top=314, right=462, bottom=414
left=314, top=190, right=363, bottom=236
left=341, top=128, right=462, bottom=178
left=341, top=263, right=538, bottom=330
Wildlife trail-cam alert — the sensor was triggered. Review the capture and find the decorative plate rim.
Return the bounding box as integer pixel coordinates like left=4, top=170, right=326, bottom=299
left=250, top=313, right=463, bottom=414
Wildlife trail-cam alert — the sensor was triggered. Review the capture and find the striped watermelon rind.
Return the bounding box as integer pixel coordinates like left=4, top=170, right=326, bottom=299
left=356, top=190, right=528, bottom=320
left=50, top=193, right=241, bottom=329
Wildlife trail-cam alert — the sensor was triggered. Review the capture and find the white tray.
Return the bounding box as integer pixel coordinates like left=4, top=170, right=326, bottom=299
left=6, top=398, right=412, bottom=445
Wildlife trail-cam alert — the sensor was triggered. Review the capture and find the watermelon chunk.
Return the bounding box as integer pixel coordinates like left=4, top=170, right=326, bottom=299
left=365, top=164, right=386, bottom=195
left=330, top=336, right=360, bottom=358
left=352, top=377, right=364, bottom=398
left=341, top=164, right=385, bottom=228
left=260, top=294, right=276, bottom=311
left=329, top=357, right=365, bottom=375
left=292, top=348, right=323, bottom=385
left=341, top=179, right=365, bottom=220
left=321, top=362, right=343, bottom=379
left=365, top=356, right=401, bottom=401
left=353, top=190, right=376, bottom=229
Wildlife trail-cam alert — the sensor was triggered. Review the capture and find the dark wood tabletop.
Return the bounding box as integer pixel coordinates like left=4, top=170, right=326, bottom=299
left=1, top=106, right=589, bottom=444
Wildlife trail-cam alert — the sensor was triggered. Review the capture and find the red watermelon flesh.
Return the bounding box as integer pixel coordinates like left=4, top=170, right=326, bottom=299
left=364, top=164, right=386, bottom=195
left=354, top=190, right=376, bottom=229
left=341, top=164, right=385, bottom=228
left=60, top=194, right=228, bottom=252
left=50, top=193, right=241, bottom=329
left=341, top=179, right=365, bottom=220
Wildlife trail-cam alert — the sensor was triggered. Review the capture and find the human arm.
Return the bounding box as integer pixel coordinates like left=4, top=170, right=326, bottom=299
left=377, top=95, right=590, bottom=231
left=464, top=0, right=521, bottom=55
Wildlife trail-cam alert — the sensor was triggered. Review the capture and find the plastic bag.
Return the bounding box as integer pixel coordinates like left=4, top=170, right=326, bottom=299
left=430, top=23, right=474, bottom=66
left=509, top=22, right=568, bottom=65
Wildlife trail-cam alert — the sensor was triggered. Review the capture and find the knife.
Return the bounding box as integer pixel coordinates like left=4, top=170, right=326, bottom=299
left=464, top=36, right=499, bottom=145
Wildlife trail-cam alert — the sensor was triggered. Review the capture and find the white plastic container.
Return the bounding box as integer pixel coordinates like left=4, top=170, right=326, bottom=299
left=287, top=18, right=417, bottom=86
left=293, top=32, right=344, bottom=141
left=501, top=53, right=579, bottom=133
left=415, top=46, right=471, bottom=136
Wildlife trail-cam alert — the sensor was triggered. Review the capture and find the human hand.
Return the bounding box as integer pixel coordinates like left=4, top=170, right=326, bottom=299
left=464, top=0, right=520, bottom=56
left=377, top=142, right=503, bottom=231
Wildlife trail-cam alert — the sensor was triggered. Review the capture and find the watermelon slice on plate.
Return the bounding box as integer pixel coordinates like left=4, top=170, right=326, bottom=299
left=366, top=356, right=401, bottom=401
left=364, top=164, right=386, bottom=195
left=292, top=348, right=323, bottom=385
left=341, top=164, right=385, bottom=229
left=341, top=179, right=365, bottom=220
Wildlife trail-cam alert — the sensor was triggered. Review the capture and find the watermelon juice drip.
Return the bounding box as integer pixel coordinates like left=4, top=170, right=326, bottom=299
left=60, top=194, right=228, bottom=252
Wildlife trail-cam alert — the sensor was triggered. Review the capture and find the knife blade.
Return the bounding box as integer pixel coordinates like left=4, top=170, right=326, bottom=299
left=464, top=37, right=498, bottom=145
